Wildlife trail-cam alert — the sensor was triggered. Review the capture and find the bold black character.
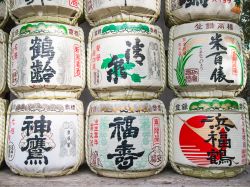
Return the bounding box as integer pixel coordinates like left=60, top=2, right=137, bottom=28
left=107, top=140, right=144, bottom=170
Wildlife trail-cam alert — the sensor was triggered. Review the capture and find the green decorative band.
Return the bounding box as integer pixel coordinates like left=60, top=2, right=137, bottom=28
left=189, top=99, right=239, bottom=111
left=20, top=22, right=68, bottom=35
left=101, top=23, right=150, bottom=34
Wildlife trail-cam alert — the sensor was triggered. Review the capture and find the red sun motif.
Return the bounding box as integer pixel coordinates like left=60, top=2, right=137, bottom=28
left=179, top=115, right=228, bottom=166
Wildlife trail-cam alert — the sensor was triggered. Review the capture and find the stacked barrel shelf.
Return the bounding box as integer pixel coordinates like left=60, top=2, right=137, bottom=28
left=5, top=0, right=85, bottom=177
left=166, top=0, right=250, bottom=178
left=0, top=0, right=248, bottom=182
left=84, top=0, right=168, bottom=178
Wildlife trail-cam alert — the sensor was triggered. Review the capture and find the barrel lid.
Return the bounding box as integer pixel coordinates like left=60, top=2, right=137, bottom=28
left=90, top=22, right=163, bottom=40
left=170, top=98, right=247, bottom=114
left=10, top=22, right=84, bottom=41
left=87, top=99, right=166, bottom=115
left=170, top=21, right=242, bottom=39
left=9, top=99, right=83, bottom=114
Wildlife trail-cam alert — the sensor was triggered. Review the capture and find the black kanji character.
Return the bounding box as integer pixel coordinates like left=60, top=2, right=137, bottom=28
left=107, top=140, right=144, bottom=170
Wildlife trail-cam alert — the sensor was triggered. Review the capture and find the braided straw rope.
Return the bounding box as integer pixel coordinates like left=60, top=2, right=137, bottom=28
left=168, top=22, right=247, bottom=98
left=85, top=100, right=168, bottom=178
left=165, top=0, right=242, bottom=26
left=7, top=23, right=85, bottom=99
left=0, top=30, right=8, bottom=96
left=0, top=99, right=7, bottom=166
left=87, top=22, right=166, bottom=100
left=169, top=98, right=248, bottom=178
left=0, top=1, right=8, bottom=28
left=6, top=0, right=83, bottom=25
left=5, top=99, right=84, bottom=177
left=84, top=0, right=160, bottom=26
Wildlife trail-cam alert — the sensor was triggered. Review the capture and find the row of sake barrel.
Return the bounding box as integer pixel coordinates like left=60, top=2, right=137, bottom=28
left=0, top=98, right=249, bottom=178
left=0, top=0, right=242, bottom=27
left=1, top=20, right=245, bottom=99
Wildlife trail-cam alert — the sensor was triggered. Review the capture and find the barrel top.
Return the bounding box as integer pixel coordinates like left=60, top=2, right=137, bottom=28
left=170, top=21, right=242, bottom=39
left=87, top=100, right=166, bottom=115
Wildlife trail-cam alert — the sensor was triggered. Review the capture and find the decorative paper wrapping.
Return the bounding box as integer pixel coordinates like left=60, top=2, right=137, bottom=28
left=0, top=0, right=8, bottom=28
left=165, top=0, right=242, bottom=26
left=6, top=0, right=83, bottom=25
left=5, top=99, right=84, bottom=177
left=168, top=21, right=246, bottom=98
left=87, top=22, right=166, bottom=100
left=86, top=100, right=168, bottom=178
left=0, top=99, right=7, bottom=166
left=0, top=29, right=7, bottom=96
left=8, top=22, right=85, bottom=99
left=169, top=98, right=250, bottom=178
left=85, top=0, right=161, bottom=26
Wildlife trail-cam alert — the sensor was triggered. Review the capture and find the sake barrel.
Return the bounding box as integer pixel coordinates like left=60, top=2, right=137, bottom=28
left=8, top=22, right=85, bottom=99
left=88, top=22, right=166, bottom=100
left=165, top=0, right=242, bottom=26
left=0, top=0, right=8, bottom=28
left=85, top=0, right=161, bottom=26
left=169, top=98, right=250, bottom=178
left=0, top=99, right=7, bottom=166
left=86, top=100, right=168, bottom=178
left=7, top=0, right=83, bottom=25
left=0, top=29, right=7, bottom=96
left=5, top=99, right=84, bottom=177
left=168, top=21, right=246, bottom=98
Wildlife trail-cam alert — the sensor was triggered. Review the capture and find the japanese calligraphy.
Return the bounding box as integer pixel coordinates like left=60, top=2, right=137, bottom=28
left=107, top=116, right=144, bottom=170
left=202, top=114, right=236, bottom=166
left=206, top=33, right=234, bottom=83
left=19, top=115, right=55, bottom=165
left=101, top=38, right=146, bottom=84
left=30, top=36, right=56, bottom=83
left=179, top=0, right=208, bottom=8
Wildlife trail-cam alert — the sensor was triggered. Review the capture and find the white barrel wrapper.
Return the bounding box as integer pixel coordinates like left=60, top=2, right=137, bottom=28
left=0, top=99, right=7, bottom=166
left=0, top=0, right=8, bottom=28
left=5, top=99, right=84, bottom=177
left=85, top=0, right=161, bottom=26
left=88, top=22, right=166, bottom=100
left=7, top=0, right=83, bottom=25
left=86, top=100, right=168, bottom=178
left=0, top=29, right=7, bottom=95
left=169, top=98, right=250, bottom=178
left=168, top=21, right=246, bottom=98
left=9, top=22, right=85, bottom=99
left=165, top=0, right=242, bottom=25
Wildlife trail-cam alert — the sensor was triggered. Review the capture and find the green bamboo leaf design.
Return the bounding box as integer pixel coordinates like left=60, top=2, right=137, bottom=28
left=130, top=74, right=146, bottom=83
left=124, top=63, right=136, bottom=70
left=228, top=45, right=244, bottom=85
left=175, top=45, right=202, bottom=87
left=117, top=54, right=125, bottom=58
left=101, top=58, right=112, bottom=69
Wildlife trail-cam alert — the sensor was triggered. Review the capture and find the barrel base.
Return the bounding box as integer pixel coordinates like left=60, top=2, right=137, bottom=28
left=174, top=164, right=246, bottom=178
left=91, top=90, right=162, bottom=100
left=12, top=90, right=82, bottom=99
left=90, top=168, right=163, bottom=179
left=174, top=90, right=239, bottom=98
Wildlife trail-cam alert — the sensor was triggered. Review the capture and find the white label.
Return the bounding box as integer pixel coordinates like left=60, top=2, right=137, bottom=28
left=87, top=0, right=157, bottom=13
left=170, top=0, right=240, bottom=21
left=171, top=31, right=243, bottom=88
left=173, top=112, right=247, bottom=167
left=88, top=114, right=165, bottom=171
left=91, top=35, right=162, bottom=89
left=13, top=0, right=79, bottom=9
left=11, top=35, right=83, bottom=89
left=0, top=42, right=5, bottom=93
left=7, top=114, right=80, bottom=173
